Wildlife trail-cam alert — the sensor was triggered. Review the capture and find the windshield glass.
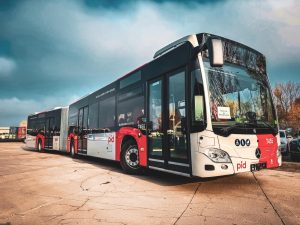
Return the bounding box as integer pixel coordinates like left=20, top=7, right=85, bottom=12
left=205, top=60, right=277, bottom=135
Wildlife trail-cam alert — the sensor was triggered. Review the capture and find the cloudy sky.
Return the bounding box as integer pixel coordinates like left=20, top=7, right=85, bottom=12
left=0, top=0, right=299, bottom=126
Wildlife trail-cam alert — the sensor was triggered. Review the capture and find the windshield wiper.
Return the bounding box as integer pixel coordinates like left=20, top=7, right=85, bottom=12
left=220, top=123, right=245, bottom=135
left=220, top=122, right=257, bottom=136
left=242, top=120, right=277, bottom=134
left=219, top=121, right=277, bottom=136
left=256, top=120, right=277, bottom=133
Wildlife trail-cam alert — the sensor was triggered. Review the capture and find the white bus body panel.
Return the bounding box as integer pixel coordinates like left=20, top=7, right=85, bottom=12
left=59, top=107, right=69, bottom=151
left=191, top=130, right=234, bottom=177
left=87, top=132, right=116, bottom=160
left=53, top=136, right=60, bottom=150
left=26, top=135, right=36, bottom=148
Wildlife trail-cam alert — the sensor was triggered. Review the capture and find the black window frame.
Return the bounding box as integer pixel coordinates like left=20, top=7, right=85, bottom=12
left=189, top=57, right=207, bottom=133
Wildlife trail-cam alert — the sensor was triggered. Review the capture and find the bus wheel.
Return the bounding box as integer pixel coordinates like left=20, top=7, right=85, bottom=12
left=120, top=142, right=142, bottom=174
left=37, top=139, right=43, bottom=152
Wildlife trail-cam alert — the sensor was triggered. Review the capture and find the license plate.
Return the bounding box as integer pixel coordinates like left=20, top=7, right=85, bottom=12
left=250, top=162, right=267, bottom=172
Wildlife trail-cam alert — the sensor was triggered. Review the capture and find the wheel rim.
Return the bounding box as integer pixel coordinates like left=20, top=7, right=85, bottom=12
left=125, top=146, right=139, bottom=168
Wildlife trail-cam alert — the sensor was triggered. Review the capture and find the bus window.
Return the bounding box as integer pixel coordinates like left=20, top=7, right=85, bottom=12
left=83, top=106, right=88, bottom=133
left=99, top=96, right=115, bottom=130
left=88, top=102, right=99, bottom=132
left=120, top=70, right=141, bottom=89
left=191, top=59, right=206, bottom=131
left=117, top=87, right=144, bottom=127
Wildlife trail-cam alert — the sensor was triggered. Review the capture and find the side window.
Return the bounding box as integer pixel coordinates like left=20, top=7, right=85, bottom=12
left=117, top=87, right=144, bottom=127
left=83, top=106, right=88, bottom=131
left=191, top=58, right=206, bottom=131
left=99, top=96, right=115, bottom=130
left=78, top=106, right=88, bottom=134
left=120, top=70, right=141, bottom=89
left=78, top=108, right=83, bottom=131
left=68, top=110, right=78, bottom=134
left=88, top=102, right=99, bottom=131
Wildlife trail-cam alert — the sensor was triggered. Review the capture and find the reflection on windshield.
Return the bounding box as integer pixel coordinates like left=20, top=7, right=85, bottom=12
left=205, top=61, right=276, bottom=133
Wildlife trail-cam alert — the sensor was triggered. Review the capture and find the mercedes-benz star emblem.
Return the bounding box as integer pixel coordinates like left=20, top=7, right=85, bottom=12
left=255, top=148, right=261, bottom=159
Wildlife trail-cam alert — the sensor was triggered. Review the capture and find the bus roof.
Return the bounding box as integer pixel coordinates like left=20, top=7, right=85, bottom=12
left=28, top=106, right=68, bottom=117
left=69, top=32, right=266, bottom=107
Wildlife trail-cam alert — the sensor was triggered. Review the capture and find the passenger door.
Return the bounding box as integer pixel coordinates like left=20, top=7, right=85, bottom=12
left=147, top=69, right=190, bottom=175
left=45, top=117, right=54, bottom=149
left=78, top=106, right=88, bottom=154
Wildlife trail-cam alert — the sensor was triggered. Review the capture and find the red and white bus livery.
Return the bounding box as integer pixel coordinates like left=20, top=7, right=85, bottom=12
left=27, top=33, right=281, bottom=177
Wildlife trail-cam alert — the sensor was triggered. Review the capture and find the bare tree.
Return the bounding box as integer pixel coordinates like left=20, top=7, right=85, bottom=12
left=273, top=81, right=300, bottom=131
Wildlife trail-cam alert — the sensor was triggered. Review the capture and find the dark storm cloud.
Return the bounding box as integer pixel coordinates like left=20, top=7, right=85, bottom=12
left=0, top=0, right=299, bottom=126
left=82, top=0, right=224, bottom=9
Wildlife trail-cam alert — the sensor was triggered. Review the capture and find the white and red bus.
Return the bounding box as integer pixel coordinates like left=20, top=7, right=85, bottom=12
left=26, top=107, right=68, bottom=151
left=28, top=33, right=282, bottom=177
left=66, top=33, right=281, bottom=177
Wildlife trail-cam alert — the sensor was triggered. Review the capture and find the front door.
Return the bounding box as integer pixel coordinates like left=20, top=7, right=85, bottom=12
left=147, top=70, right=190, bottom=175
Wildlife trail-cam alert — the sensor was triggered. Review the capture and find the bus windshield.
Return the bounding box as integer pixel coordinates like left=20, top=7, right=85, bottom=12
left=204, top=60, right=277, bottom=135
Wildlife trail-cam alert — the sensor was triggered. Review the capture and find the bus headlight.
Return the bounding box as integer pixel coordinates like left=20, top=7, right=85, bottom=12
left=206, top=148, right=231, bottom=163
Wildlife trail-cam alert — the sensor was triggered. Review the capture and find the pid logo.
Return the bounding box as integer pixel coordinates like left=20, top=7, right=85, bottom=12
left=237, top=161, right=247, bottom=171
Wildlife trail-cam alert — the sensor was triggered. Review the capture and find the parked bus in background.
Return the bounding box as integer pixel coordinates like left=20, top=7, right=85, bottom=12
left=0, top=126, right=26, bottom=141
left=0, top=127, right=10, bottom=140
left=9, top=127, right=26, bottom=141
left=26, top=107, right=68, bottom=151
left=17, top=126, right=27, bottom=141
left=66, top=33, right=281, bottom=177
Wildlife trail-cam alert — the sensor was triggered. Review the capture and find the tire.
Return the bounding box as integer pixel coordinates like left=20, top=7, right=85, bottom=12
left=120, top=142, right=142, bottom=174
left=37, top=139, right=43, bottom=152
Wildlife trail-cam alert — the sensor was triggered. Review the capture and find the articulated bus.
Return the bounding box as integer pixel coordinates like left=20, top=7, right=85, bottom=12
left=27, top=33, right=281, bottom=177
left=26, top=107, right=68, bottom=151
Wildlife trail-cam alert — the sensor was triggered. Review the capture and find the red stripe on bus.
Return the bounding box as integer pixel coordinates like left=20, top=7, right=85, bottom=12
left=67, top=133, right=78, bottom=153
left=116, top=127, right=147, bottom=167
left=257, top=134, right=279, bottom=168
left=36, top=134, right=45, bottom=149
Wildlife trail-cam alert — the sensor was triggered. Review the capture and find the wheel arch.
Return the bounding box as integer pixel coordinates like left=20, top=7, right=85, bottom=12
left=121, top=135, right=137, bottom=148
left=36, top=134, right=45, bottom=149
left=116, top=127, right=147, bottom=167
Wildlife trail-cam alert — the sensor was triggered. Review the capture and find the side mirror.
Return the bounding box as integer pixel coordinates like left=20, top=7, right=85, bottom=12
left=207, top=38, right=224, bottom=67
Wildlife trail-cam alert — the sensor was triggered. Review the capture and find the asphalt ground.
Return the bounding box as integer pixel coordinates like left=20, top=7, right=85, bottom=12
left=0, top=142, right=299, bottom=225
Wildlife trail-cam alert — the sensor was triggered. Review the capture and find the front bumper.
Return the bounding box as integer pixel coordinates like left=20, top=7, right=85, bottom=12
left=192, top=153, right=281, bottom=178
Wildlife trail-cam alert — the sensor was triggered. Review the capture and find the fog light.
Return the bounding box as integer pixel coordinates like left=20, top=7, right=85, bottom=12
left=221, top=164, right=228, bottom=170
